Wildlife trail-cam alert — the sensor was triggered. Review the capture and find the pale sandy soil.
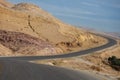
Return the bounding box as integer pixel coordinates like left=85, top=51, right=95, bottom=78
left=82, top=40, right=120, bottom=77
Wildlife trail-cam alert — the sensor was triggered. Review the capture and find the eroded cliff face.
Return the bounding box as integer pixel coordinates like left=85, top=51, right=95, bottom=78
left=0, top=1, right=107, bottom=56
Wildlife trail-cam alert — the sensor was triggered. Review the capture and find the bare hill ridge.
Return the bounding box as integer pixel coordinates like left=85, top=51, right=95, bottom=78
left=0, top=1, right=107, bottom=56
left=0, top=0, right=13, bottom=7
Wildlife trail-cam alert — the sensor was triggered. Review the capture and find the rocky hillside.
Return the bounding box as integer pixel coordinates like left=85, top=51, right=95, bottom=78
left=0, top=0, right=107, bottom=56
left=0, top=30, right=60, bottom=56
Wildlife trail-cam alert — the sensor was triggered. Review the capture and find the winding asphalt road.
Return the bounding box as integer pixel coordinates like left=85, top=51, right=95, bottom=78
left=0, top=34, right=117, bottom=80
left=0, top=60, right=101, bottom=80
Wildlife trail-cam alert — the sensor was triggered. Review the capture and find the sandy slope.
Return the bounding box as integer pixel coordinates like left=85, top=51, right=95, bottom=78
left=0, top=0, right=13, bottom=7
left=0, top=1, right=107, bottom=56
left=82, top=40, right=120, bottom=77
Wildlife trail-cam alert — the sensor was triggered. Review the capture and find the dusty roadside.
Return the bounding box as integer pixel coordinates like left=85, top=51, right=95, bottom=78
left=32, top=39, right=120, bottom=80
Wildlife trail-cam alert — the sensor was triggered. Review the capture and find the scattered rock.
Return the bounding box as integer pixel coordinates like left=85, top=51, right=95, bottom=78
left=0, top=30, right=57, bottom=56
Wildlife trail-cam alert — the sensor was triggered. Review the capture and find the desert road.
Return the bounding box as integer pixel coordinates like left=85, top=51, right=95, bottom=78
left=0, top=35, right=117, bottom=61
left=0, top=60, right=100, bottom=80
left=0, top=35, right=117, bottom=80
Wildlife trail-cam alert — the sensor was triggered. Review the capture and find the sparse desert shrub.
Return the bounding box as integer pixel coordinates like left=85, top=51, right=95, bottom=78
left=108, top=56, right=120, bottom=71
left=117, top=78, right=120, bottom=80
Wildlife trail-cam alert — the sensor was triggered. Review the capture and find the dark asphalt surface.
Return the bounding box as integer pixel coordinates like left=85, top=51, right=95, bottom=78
left=0, top=60, right=100, bottom=80
left=0, top=34, right=117, bottom=80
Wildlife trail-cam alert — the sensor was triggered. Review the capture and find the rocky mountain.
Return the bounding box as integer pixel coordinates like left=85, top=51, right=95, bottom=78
left=0, top=0, right=106, bottom=56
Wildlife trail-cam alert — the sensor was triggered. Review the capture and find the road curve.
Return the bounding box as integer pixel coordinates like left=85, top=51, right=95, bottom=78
left=0, top=34, right=117, bottom=61
left=0, top=34, right=117, bottom=80
left=0, top=60, right=101, bottom=80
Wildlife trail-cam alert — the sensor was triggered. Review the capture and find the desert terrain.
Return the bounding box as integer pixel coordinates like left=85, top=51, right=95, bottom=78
left=0, top=0, right=119, bottom=80
left=33, top=39, right=120, bottom=80
left=0, top=0, right=107, bottom=56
